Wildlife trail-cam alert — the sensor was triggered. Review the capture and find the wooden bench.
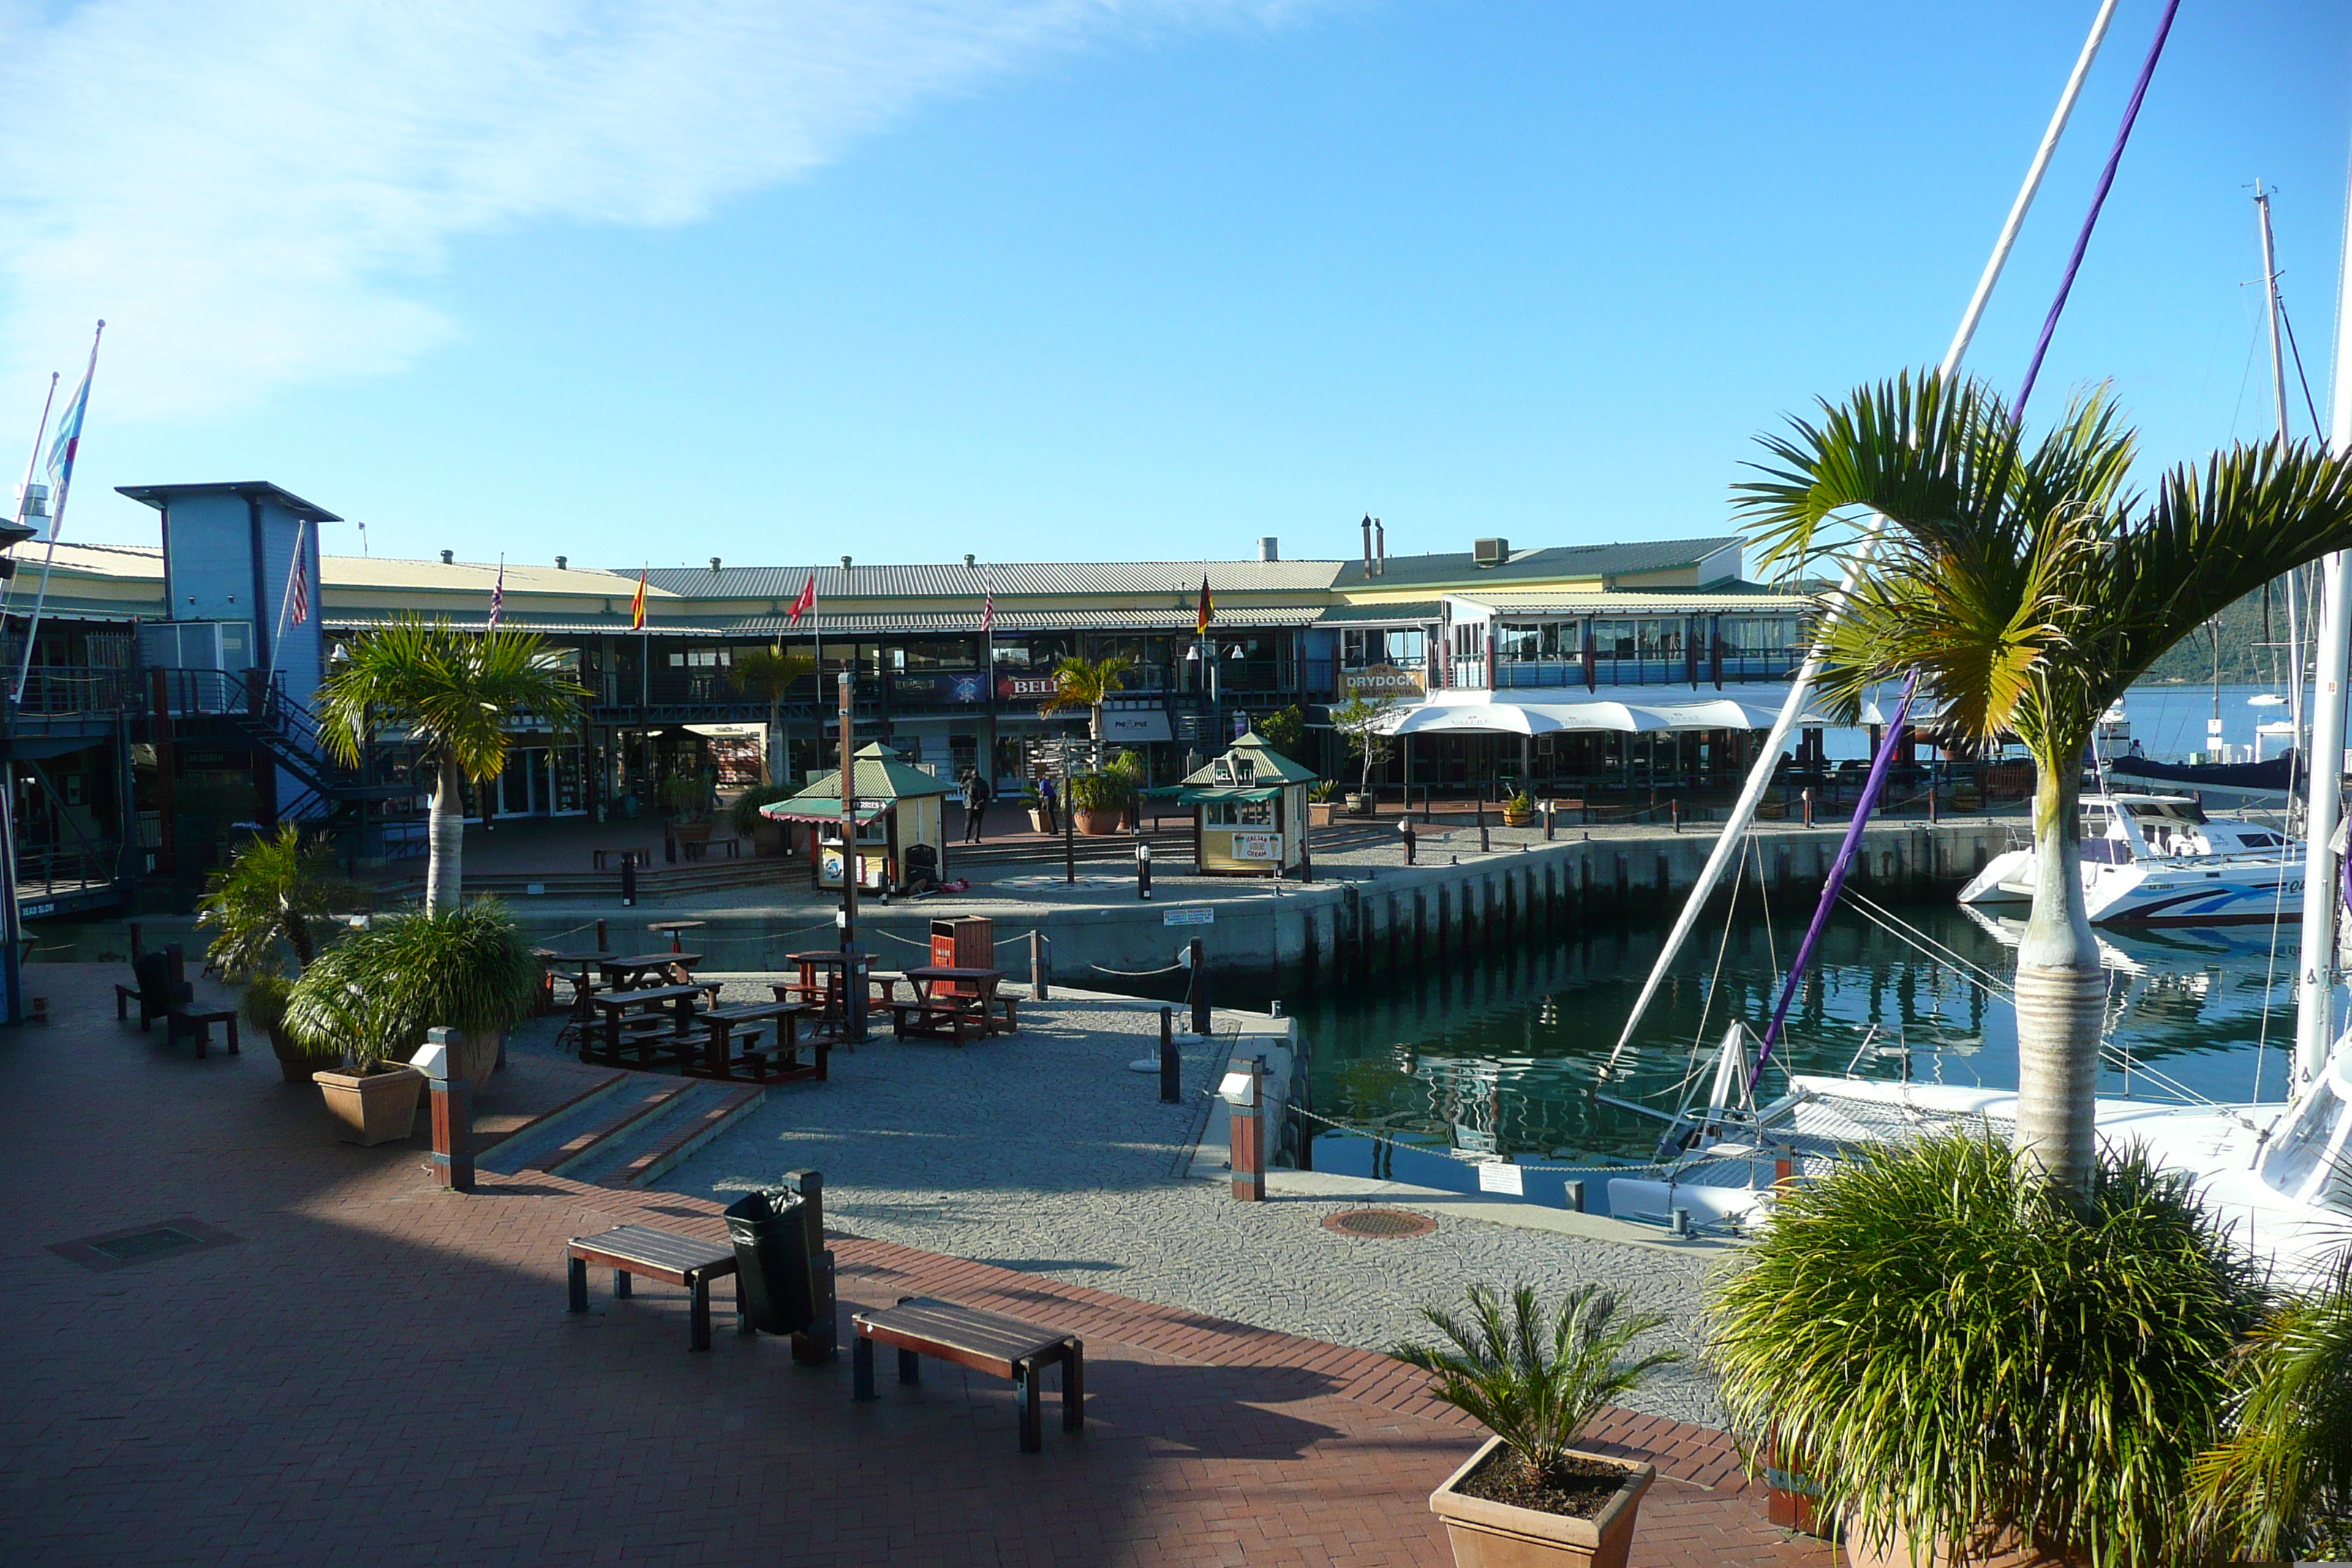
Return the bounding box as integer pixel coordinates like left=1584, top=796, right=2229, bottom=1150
left=852, top=1296, right=1082, bottom=1452
left=592, top=847, right=652, bottom=870
left=566, top=1224, right=747, bottom=1351
left=114, top=947, right=241, bottom=1059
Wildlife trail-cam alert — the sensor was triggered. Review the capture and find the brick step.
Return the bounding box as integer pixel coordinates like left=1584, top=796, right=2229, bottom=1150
left=478, top=1070, right=764, bottom=1188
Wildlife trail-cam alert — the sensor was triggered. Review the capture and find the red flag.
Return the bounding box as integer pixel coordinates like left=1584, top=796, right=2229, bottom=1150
left=1196, top=574, right=1213, bottom=637
left=787, top=571, right=817, bottom=625
left=630, top=568, right=647, bottom=630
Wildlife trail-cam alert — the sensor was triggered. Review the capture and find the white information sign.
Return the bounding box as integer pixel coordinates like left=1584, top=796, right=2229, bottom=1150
left=1476, top=1161, right=1526, bottom=1196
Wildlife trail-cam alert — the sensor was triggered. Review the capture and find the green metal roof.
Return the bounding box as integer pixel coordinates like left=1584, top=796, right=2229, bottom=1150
left=775, top=741, right=957, bottom=810
left=1180, top=730, right=1320, bottom=788
left=759, top=797, right=891, bottom=825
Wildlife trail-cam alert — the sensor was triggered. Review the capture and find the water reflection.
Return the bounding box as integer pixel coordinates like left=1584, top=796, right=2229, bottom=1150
left=1292, top=903, right=2305, bottom=1164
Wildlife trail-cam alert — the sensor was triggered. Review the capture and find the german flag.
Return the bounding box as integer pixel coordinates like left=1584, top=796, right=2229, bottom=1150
left=1196, top=574, right=1213, bottom=637
left=631, top=568, right=648, bottom=630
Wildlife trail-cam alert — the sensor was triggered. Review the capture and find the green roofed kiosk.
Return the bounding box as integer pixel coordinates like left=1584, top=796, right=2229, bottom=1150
left=761, top=742, right=957, bottom=892
left=1173, top=731, right=1317, bottom=876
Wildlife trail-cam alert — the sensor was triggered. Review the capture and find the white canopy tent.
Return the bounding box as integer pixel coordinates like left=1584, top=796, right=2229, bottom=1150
left=1375, top=688, right=1843, bottom=737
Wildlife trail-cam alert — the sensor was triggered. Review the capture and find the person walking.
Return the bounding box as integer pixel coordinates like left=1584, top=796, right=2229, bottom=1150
left=962, top=768, right=992, bottom=843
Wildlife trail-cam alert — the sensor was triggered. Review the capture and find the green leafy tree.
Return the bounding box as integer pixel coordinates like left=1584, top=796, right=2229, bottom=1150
left=1738, top=372, right=2352, bottom=1194
left=1332, top=692, right=1401, bottom=795
left=314, top=618, right=591, bottom=914
left=1039, top=653, right=1134, bottom=742
left=1259, top=703, right=1309, bottom=765
left=1400, top=1282, right=1680, bottom=1487
left=729, top=643, right=815, bottom=784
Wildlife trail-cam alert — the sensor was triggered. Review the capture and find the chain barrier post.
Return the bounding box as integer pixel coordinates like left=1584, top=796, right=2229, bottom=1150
left=1031, top=930, right=1049, bottom=1000
left=1188, top=938, right=1208, bottom=1036
left=1400, top=819, right=1416, bottom=864
left=1137, top=840, right=1152, bottom=900
left=595, top=919, right=608, bottom=950
left=1159, top=1007, right=1178, bottom=1102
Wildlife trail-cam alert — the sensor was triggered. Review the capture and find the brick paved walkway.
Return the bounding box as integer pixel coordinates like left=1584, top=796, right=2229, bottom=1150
left=2, top=964, right=1842, bottom=1567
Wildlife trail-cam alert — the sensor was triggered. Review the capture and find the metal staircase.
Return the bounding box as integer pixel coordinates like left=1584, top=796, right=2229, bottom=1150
left=217, top=674, right=410, bottom=822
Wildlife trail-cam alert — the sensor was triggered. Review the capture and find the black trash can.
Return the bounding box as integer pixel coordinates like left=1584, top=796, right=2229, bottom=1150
left=723, top=1188, right=817, bottom=1336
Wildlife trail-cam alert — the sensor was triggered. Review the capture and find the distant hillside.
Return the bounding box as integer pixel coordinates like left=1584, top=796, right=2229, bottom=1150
left=2138, top=573, right=2309, bottom=687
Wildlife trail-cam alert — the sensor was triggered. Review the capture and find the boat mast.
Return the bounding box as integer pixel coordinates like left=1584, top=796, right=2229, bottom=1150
left=2291, top=129, right=2352, bottom=1090
left=2258, top=181, right=2308, bottom=767
left=1605, top=0, right=2121, bottom=1069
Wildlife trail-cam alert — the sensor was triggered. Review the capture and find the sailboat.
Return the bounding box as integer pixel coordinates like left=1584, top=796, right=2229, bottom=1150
left=1601, top=25, right=2352, bottom=1284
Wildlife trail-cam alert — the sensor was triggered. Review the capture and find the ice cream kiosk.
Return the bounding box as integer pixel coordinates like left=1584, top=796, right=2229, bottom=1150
left=1177, top=731, right=1316, bottom=877
left=761, top=742, right=955, bottom=892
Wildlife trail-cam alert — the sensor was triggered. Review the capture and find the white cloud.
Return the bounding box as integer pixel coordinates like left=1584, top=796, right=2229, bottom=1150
left=0, top=0, right=1311, bottom=420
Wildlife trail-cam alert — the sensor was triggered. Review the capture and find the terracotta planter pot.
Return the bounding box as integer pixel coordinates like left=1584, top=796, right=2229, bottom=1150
left=268, top=1024, right=339, bottom=1086
left=1308, top=802, right=1337, bottom=827
left=453, top=1030, right=500, bottom=1087
left=1074, top=808, right=1125, bottom=837
left=751, top=821, right=788, bottom=857
left=1344, top=793, right=1374, bottom=815
left=673, top=821, right=715, bottom=848
left=1502, top=807, right=1536, bottom=829
left=1428, top=1438, right=1654, bottom=1568
left=313, top=1066, right=425, bottom=1146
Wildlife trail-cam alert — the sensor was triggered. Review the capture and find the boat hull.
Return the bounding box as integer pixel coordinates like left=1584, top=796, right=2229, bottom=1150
left=1956, top=850, right=2301, bottom=927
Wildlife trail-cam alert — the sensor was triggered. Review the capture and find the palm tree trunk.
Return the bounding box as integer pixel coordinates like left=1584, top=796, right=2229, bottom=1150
left=426, top=748, right=464, bottom=915
left=2012, top=753, right=2106, bottom=1194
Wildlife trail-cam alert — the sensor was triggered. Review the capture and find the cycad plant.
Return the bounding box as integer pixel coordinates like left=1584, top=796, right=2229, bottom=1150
left=314, top=618, right=590, bottom=913
left=284, top=902, right=538, bottom=1073
left=1038, top=653, right=1134, bottom=742
left=2191, top=1247, right=2352, bottom=1561
left=1708, top=1132, right=2261, bottom=1568
left=1398, top=1282, right=1680, bottom=1488
left=1737, top=372, right=2352, bottom=1194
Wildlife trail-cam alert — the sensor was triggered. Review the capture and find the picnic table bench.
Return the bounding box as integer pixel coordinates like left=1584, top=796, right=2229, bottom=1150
left=684, top=1000, right=823, bottom=1085
left=890, top=966, right=1018, bottom=1046
left=853, top=1296, right=1082, bottom=1452
left=584, top=982, right=715, bottom=1068
left=566, top=1224, right=747, bottom=1351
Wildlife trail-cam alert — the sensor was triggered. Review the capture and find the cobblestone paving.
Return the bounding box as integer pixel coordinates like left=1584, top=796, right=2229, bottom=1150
left=513, top=993, right=1733, bottom=1428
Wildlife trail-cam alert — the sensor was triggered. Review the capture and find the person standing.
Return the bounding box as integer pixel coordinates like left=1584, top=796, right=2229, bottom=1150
left=962, top=768, right=992, bottom=843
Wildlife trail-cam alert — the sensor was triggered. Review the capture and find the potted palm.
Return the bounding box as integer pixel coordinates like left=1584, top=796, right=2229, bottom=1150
left=660, top=772, right=715, bottom=852
left=1502, top=791, right=1538, bottom=829
left=196, top=823, right=361, bottom=1083
left=288, top=902, right=539, bottom=1132
left=1402, top=1282, right=1681, bottom=1568
left=1307, top=781, right=1340, bottom=828
left=1068, top=769, right=1133, bottom=837
left=729, top=781, right=798, bottom=855
left=1708, top=1133, right=2259, bottom=1568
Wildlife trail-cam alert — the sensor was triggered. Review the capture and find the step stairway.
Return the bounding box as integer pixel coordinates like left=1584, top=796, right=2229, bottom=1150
left=480, top=1071, right=764, bottom=1188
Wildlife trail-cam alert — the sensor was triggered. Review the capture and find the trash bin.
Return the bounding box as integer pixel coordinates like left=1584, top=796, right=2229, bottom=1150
left=723, top=1188, right=816, bottom=1336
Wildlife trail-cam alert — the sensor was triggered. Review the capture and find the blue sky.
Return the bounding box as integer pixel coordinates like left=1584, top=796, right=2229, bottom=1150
left=8, top=1, right=2351, bottom=571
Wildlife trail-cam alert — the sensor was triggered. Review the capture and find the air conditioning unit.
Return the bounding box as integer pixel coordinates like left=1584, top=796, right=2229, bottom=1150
left=1473, top=538, right=1509, bottom=567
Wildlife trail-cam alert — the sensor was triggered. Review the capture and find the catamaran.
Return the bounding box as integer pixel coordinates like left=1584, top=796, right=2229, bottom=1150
left=1955, top=791, right=2301, bottom=926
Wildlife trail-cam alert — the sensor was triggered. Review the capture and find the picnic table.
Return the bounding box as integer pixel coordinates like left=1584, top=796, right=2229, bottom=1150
left=891, top=966, right=1017, bottom=1046
left=852, top=1296, right=1082, bottom=1451
left=684, top=1000, right=823, bottom=1085
left=600, top=951, right=705, bottom=990
left=584, top=983, right=712, bottom=1068
left=647, top=919, right=707, bottom=954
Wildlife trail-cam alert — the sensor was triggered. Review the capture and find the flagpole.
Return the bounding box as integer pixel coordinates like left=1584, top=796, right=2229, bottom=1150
left=4, top=372, right=61, bottom=622
left=15, top=321, right=104, bottom=705
left=267, top=519, right=308, bottom=681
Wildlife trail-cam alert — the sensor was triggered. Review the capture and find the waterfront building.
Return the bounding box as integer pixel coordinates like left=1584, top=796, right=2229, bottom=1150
left=0, top=485, right=1817, bottom=927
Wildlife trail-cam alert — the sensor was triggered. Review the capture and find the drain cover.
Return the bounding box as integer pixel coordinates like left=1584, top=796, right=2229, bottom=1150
left=1322, top=1207, right=1437, bottom=1240
left=88, top=1226, right=201, bottom=1262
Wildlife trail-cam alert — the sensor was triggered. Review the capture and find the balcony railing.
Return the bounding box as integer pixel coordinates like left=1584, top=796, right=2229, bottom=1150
left=15, top=842, right=118, bottom=898
left=12, top=666, right=135, bottom=718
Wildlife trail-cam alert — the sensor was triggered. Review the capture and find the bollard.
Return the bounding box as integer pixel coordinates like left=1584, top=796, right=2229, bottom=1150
left=1220, top=1055, right=1266, bottom=1202
left=1801, top=788, right=1813, bottom=829
left=1671, top=799, right=1681, bottom=833
left=1159, top=1007, right=1179, bottom=1102
left=1188, top=938, right=1208, bottom=1036
left=1297, top=839, right=1312, bottom=883
left=789, top=1169, right=837, bottom=1364
left=1543, top=802, right=1556, bottom=841
left=415, top=1027, right=473, bottom=1193
left=1400, top=821, right=1417, bottom=864
left=1670, top=1207, right=1692, bottom=1238
left=1031, top=930, right=1050, bottom=1000
left=1564, top=1179, right=1586, bottom=1213
left=1480, top=823, right=1490, bottom=853
left=1928, top=786, right=1939, bottom=826
left=595, top=919, right=608, bottom=951
left=1137, top=840, right=1153, bottom=900
left=620, top=858, right=638, bottom=908
left=129, top=921, right=144, bottom=961
left=841, top=944, right=870, bottom=1044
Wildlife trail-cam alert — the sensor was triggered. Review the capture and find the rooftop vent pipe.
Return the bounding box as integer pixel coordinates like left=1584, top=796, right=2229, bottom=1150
left=964, top=553, right=976, bottom=568
left=1258, top=538, right=1279, bottom=562
left=1360, top=514, right=1373, bottom=570
left=1374, top=519, right=1384, bottom=576
left=440, top=549, right=453, bottom=564
left=840, top=555, right=852, bottom=575
left=710, top=556, right=722, bottom=572
left=555, top=555, right=567, bottom=570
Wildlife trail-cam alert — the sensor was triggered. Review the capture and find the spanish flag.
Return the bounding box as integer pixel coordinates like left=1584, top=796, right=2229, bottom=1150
left=1196, top=574, right=1213, bottom=637
left=630, top=568, right=647, bottom=630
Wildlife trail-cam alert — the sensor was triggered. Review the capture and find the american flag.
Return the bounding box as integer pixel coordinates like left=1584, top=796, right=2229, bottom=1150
left=288, top=527, right=310, bottom=626
left=488, top=557, right=505, bottom=629
left=980, top=565, right=994, bottom=635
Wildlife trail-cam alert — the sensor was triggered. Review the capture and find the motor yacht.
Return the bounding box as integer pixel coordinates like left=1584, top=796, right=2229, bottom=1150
left=1956, top=792, right=2299, bottom=927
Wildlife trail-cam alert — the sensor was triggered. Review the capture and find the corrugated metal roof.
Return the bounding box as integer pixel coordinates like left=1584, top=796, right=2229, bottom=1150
left=1448, top=589, right=1810, bottom=615
left=724, top=606, right=1326, bottom=635
left=323, top=557, right=647, bottom=594
left=1330, top=537, right=1742, bottom=591
left=637, top=559, right=1343, bottom=600
left=1313, top=600, right=1443, bottom=624
left=328, top=611, right=710, bottom=637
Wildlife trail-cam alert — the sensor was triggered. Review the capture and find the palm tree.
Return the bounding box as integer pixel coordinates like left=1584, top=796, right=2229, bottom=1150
left=1737, top=372, right=2352, bottom=1194
left=1039, top=653, right=1134, bottom=742
left=314, top=618, right=591, bottom=914
left=729, top=643, right=815, bottom=784
left=196, top=823, right=357, bottom=979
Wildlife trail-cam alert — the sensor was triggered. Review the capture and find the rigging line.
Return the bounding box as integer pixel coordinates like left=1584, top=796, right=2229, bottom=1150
left=1841, top=899, right=2010, bottom=1002
left=1842, top=894, right=2016, bottom=1000
left=1685, top=826, right=1752, bottom=1066
left=2278, top=293, right=2330, bottom=443
left=2012, top=0, right=2182, bottom=420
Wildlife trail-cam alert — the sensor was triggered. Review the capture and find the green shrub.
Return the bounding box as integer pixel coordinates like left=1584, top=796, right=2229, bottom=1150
left=284, top=901, right=538, bottom=1072
left=1069, top=768, right=1136, bottom=813
left=1399, top=1283, right=1679, bottom=1485
left=728, top=781, right=799, bottom=837
left=1707, top=1134, right=2261, bottom=1568
left=2191, top=1249, right=2352, bottom=1561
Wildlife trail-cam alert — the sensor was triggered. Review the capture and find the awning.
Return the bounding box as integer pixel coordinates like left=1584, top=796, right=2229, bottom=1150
left=759, top=797, right=890, bottom=825
left=1376, top=687, right=1842, bottom=736
left=1173, top=785, right=1285, bottom=804
left=1101, top=709, right=1173, bottom=743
